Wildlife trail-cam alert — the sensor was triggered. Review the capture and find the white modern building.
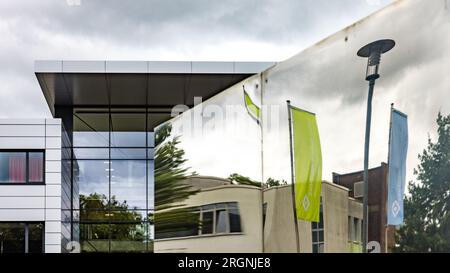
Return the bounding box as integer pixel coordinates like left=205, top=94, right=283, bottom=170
left=0, top=119, right=62, bottom=253
left=155, top=176, right=363, bottom=253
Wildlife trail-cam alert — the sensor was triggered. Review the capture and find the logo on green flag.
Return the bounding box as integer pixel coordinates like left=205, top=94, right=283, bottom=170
left=289, top=106, right=322, bottom=222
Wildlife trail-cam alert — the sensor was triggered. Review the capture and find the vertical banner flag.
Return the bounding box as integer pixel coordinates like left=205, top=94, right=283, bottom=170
left=289, top=105, right=322, bottom=222
left=387, top=108, right=408, bottom=225
left=244, top=88, right=261, bottom=123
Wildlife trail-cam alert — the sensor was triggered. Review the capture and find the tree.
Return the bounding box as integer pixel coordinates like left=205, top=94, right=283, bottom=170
left=228, top=173, right=288, bottom=188
left=395, top=112, right=450, bottom=252
left=154, top=124, right=200, bottom=238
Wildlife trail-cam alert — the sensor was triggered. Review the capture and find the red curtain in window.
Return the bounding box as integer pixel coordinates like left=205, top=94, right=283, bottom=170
left=9, top=156, right=26, bottom=182
left=29, top=156, right=43, bottom=182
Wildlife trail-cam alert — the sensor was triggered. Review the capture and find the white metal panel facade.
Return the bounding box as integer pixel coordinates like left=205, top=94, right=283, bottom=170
left=0, top=119, right=62, bottom=253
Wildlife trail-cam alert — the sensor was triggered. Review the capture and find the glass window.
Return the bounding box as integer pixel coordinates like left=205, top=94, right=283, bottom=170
left=111, top=148, right=146, bottom=159
left=228, top=205, right=242, bottom=233
left=0, top=223, right=43, bottom=253
left=0, top=223, right=25, bottom=253
left=77, top=160, right=109, bottom=214
left=215, top=209, right=227, bottom=233
left=80, top=223, right=110, bottom=253
left=0, top=151, right=44, bottom=184
left=28, top=152, right=44, bottom=182
left=148, top=160, right=154, bottom=210
left=73, top=148, right=109, bottom=159
left=201, top=211, right=214, bottom=235
left=0, top=152, right=26, bottom=183
left=110, top=160, right=146, bottom=210
left=111, top=112, right=146, bottom=147
left=110, top=223, right=147, bottom=253
left=28, top=223, right=44, bottom=253
left=73, top=110, right=109, bottom=147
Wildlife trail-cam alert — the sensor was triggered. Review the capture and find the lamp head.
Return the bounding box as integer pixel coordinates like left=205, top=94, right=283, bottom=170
left=358, top=39, right=395, bottom=81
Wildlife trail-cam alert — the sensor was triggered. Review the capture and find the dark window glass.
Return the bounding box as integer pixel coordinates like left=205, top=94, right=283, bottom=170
left=28, top=223, right=44, bottom=253
left=312, top=244, right=318, bottom=253
left=28, top=152, right=44, bottom=182
left=80, top=223, right=110, bottom=253
left=201, top=211, right=213, bottom=235
left=312, top=231, right=318, bottom=242
left=215, top=209, right=227, bottom=233
left=73, top=111, right=109, bottom=147
left=0, top=152, right=26, bottom=183
left=0, top=223, right=25, bottom=253
left=229, top=208, right=242, bottom=233
left=111, top=112, right=146, bottom=147
left=0, top=223, right=43, bottom=253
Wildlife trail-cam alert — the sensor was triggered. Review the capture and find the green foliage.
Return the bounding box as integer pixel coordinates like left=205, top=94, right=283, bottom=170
left=228, top=173, right=262, bottom=187
left=154, top=124, right=200, bottom=238
left=228, top=173, right=287, bottom=188
left=265, top=177, right=288, bottom=187
left=395, top=112, right=450, bottom=253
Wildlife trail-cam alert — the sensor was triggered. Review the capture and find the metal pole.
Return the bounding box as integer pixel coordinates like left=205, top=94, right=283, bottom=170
left=287, top=100, right=301, bottom=253
left=260, top=76, right=265, bottom=253
left=362, top=79, right=375, bottom=253
left=384, top=103, right=394, bottom=253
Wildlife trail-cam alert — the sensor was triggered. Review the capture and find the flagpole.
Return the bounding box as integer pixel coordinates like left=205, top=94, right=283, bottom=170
left=287, top=100, right=301, bottom=253
left=259, top=80, right=265, bottom=253
left=385, top=103, right=394, bottom=253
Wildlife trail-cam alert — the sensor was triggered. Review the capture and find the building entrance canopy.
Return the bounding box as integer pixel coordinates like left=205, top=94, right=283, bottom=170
left=35, top=61, right=275, bottom=116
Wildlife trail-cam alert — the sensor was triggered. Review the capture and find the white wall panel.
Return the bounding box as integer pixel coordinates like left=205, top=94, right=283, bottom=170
left=0, top=196, right=45, bottom=208
left=45, top=161, right=61, bottom=172
left=45, top=149, right=61, bottom=161
left=45, top=197, right=61, bottom=209
left=45, top=137, right=61, bottom=149
left=45, top=209, right=61, bottom=221
left=0, top=185, right=45, bottom=196
left=44, top=244, right=61, bottom=253
left=0, top=119, right=45, bottom=125
left=45, top=172, right=61, bottom=184
left=45, top=125, right=61, bottom=137
left=0, top=125, right=45, bottom=137
left=45, top=221, right=62, bottom=233
left=0, top=137, right=45, bottom=149
left=45, top=185, right=61, bottom=196
left=0, top=209, right=45, bottom=221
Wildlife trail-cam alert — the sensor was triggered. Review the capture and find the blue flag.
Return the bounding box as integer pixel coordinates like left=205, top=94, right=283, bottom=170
left=387, top=108, right=408, bottom=226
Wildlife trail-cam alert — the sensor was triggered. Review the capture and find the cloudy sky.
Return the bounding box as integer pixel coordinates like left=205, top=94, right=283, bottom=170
left=3, top=0, right=448, bottom=187
left=0, top=0, right=391, bottom=119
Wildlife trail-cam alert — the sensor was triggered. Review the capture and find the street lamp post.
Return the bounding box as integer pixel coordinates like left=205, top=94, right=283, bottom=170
left=357, top=39, right=395, bottom=253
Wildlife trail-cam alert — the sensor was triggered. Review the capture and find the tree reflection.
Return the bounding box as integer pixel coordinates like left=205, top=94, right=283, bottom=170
left=154, top=124, right=200, bottom=239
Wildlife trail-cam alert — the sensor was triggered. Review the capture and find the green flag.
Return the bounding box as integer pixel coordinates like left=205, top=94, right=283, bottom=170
left=244, top=90, right=261, bottom=122
left=290, top=106, right=322, bottom=222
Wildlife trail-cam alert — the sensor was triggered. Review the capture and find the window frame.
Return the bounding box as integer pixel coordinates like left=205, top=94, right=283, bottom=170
left=0, top=221, right=45, bottom=253
left=0, top=150, right=46, bottom=185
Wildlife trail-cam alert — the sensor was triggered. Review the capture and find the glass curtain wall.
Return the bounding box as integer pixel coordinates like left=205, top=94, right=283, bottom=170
left=71, top=107, right=158, bottom=253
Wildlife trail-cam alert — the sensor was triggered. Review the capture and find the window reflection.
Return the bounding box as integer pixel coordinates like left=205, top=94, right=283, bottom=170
left=111, top=148, right=146, bottom=159
left=110, top=223, right=147, bottom=253
left=73, top=110, right=109, bottom=147
left=77, top=160, right=109, bottom=209
left=110, top=160, right=146, bottom=210
left=111, top=112, right=146, bottom=147
left=72, top=108, right=155, bottom=253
